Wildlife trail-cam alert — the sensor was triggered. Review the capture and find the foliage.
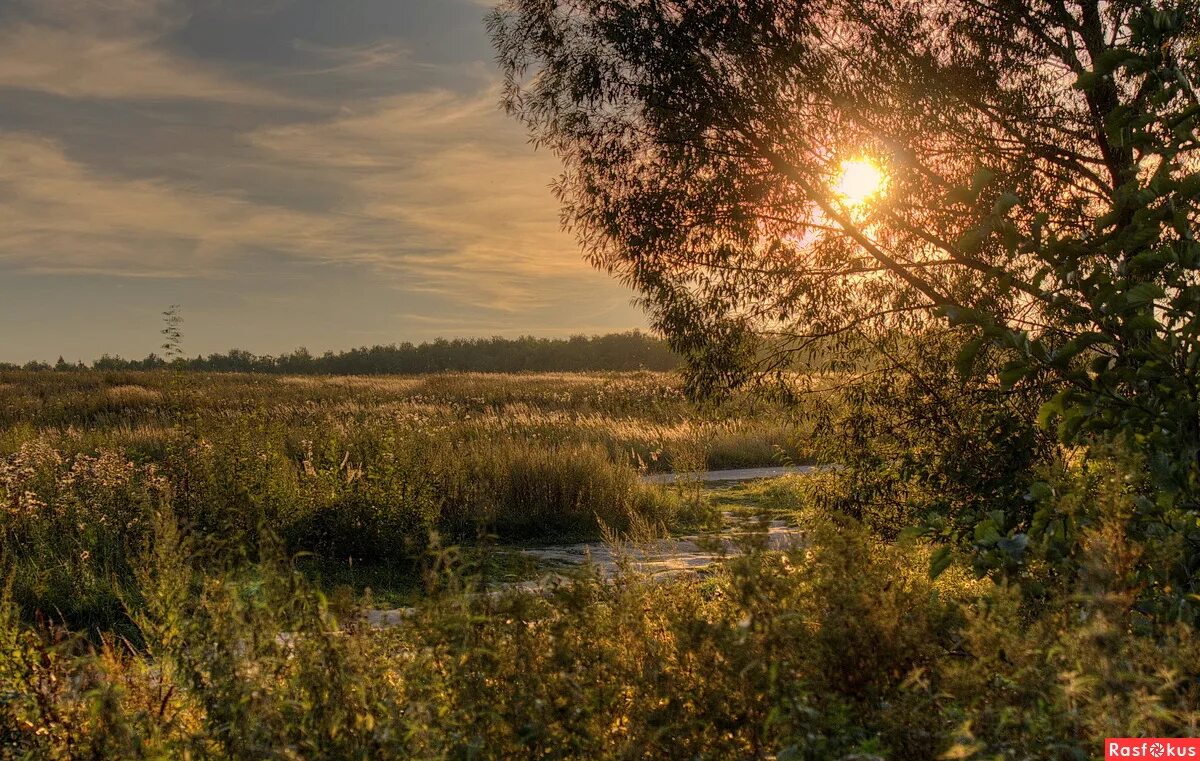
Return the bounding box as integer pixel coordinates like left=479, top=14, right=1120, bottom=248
left=4, top=367, right=1200, bottom=757
left=801, top=334, right=1057, bottom=580
left=490, top=0, right=1200, bottom=608
left=74, top=331, right=679, bottom=375
left=4, top=474, right=1198, bottom=759
left=0, top=441, right=169, bottom=639
left=159, top=306, right=184, bottom=366
left=0, top=370, right=800, bottom=634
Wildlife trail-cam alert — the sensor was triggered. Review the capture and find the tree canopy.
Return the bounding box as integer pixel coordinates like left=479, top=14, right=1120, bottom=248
left=490, top=0, right=1200, bottom=473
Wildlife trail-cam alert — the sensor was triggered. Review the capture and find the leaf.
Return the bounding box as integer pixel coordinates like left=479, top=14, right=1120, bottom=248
left=970, top=167, right=996, bottom=194
left=1058, top=403, right=1089, bottom=440
left=1000, top=221, right=1022, bottom=253
left=955, top=337, right=985, bottom=379
left=897, top=525, right=927, bottom=541
left=957, top=227, right=988, bottom=254
left=998, top=361, right=1033, bottom=388
left=997, top=533, right=1029, bottom=560
left=992, top=191, right=1021, bottom=216
left=1094, top=48, right=1139, bottom=75
left=1127, top=312, right=1159, bottom=331
left=1128, top=249, right=1168, bottom=274
left=1025, top=481, right=1053, bottom=502
left=1126, top=281, right=1165, bottom=306
left=929, top=546, right=954, bottom=580
left=1073, top=71, right=1099, bottom=91
left=940, top=304, right=985, bottom=326
left=973, top=519, right=1001, bottom=544
left=1037, top=390, right=1073, bottom=429
left=1074, top=331, right=1114, bottom=349
left=1051, top=332, right=1112, bottom=368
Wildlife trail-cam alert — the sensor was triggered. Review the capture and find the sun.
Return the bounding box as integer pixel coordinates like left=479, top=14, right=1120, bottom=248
left=834, top=159, right=886, bottom=208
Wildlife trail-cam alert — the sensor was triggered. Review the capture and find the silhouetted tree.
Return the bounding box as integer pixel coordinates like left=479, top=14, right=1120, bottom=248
left=490, top=1, right=1200, bottom=593
left=3, top=332, right=678, bottom=376
left=161, top=306, right=184, bottom=366
left=491, top=0, right=1199, bottom=442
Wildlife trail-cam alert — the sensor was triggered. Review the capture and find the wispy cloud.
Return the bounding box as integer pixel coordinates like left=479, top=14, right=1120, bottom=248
left=248, top=88, right=585, bottom=309
left=0, top=84, right=587, bottom=312
left=287, top=39, right=417, bottom=76
left=0, top=131, right=333, bottom=276
left=0, top=0, right=644, bottom=358
left=0, top=0, right=300, bottom=104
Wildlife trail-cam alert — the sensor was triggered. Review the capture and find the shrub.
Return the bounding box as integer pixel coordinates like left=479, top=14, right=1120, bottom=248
left=435, top=439, right=677, bottom=540
left=0, top=441, right=167, bottom=636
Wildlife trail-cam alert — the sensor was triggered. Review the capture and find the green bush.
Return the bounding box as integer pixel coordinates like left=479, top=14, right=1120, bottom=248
left=0, top=375, right=707, bottom=633
left=9, top=367, right=1196, bottom=759
left=0, top=441, right=167, bottom=637
left=4, top=476, right=1199, bottom=759
left=0, top=508, right=971, bottom=759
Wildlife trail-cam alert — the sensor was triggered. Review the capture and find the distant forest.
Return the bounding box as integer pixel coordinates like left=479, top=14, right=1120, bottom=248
left=8, top=332, right=680, bottom=375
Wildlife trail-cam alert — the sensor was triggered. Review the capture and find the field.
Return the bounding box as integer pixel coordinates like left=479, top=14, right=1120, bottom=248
left=0, top=370, right=809, bottom=630
left=3, top=369, right=1198, bottom=759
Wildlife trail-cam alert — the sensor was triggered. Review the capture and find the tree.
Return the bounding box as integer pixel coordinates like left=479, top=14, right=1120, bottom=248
left=491, top=0, right=1200, bottom=591
left=161, top=305, right=185, bottom=366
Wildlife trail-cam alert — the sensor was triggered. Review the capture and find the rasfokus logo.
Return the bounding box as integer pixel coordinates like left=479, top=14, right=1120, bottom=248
left=1107, top=739, right=1200, bottom=758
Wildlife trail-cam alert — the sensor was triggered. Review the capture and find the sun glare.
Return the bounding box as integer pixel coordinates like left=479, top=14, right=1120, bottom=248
left=835, top=159, right=886, bottom=208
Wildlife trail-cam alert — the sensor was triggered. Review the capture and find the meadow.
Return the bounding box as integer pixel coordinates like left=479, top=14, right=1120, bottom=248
left=0, top=370, right=806, bottom=633
left=2, top=367, right=1198, bottom=759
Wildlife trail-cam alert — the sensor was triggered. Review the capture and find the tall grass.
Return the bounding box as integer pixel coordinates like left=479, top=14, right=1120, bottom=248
left=3, top=370, right=798, bottom=633
left=0, top=370, right=809, bottom=471
left=3, top=483, right=1196, bottom=759
left=4, top=369, right=1199, bottom=758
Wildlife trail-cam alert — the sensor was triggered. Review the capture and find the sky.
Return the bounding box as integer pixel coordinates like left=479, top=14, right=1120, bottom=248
left=0, top=0, right=648, bottom=363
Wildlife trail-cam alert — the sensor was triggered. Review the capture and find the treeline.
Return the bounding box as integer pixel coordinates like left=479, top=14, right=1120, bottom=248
left=9, top=332, right=679, bottom=375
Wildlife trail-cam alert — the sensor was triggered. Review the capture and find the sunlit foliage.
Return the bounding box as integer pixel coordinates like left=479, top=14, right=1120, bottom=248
left=490, top=0, right=1200, bottom=607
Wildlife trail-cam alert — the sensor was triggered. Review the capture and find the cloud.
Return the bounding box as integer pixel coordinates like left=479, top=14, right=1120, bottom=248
left=0, top=82, right=593, bottom=314
left=0, top=0, right=300, bottom=104
left=0, top=131, right=338, bottom=276
left=0, top=0, right=647, bottom=361
left=10, top=0, right=183, bottom=30
left=247, top=87, right=591, bottom=310
left=288, top=39, right=417, bottom=76
left=0, top=0, right=626, bottom=322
